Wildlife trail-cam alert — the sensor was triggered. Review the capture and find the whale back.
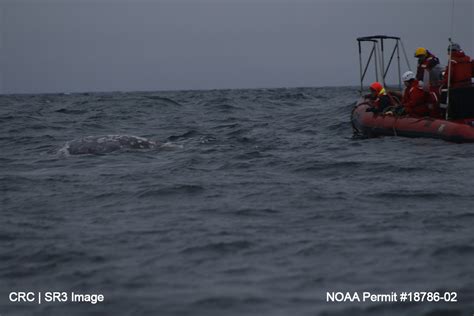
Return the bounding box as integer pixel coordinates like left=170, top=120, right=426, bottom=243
left=60, top=135, right=157, bottom=155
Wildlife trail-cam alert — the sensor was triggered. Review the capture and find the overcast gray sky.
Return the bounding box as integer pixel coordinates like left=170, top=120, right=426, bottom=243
left=1, top=0, right=472, bottom=94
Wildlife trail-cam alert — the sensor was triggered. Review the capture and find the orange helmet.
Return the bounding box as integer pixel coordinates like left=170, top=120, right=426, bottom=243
left=369, top=82, right=383, bottom=93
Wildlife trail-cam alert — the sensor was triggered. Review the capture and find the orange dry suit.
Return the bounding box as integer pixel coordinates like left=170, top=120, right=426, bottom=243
left=443, top=50, right=473, bottom=88
left=402, top=80, right=430, bottom=117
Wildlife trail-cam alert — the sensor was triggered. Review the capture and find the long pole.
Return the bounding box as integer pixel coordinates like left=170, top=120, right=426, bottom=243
left=374, top=42, right=379, bottom=82
left=446, top=0, right=456, bottom=120
left=397, top=41, right=402, bottom=91
left=446, top=38, right=454, bottom=119
left=380, top=38, right=386, bottom=87
left=358, top=41, right=363, bottom=95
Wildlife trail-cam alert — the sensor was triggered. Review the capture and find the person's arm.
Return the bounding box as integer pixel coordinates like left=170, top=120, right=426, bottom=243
left=416, top=66, right=424, bottom=81
left=427, top=57, right=439, bottom=69
left=379, top=95, right=392, bottom=111
left=441, top=65, right=449, bottom=87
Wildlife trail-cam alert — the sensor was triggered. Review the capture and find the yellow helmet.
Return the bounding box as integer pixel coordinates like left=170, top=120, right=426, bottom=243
left=414, top=47, right=427, bottom=57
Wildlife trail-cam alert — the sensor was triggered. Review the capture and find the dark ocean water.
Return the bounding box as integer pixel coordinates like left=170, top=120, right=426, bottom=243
left=1, top=87, right=473, bottom=316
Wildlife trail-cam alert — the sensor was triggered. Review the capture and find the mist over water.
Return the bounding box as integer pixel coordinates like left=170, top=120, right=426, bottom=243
left=1, top=87, right=473, bottom=315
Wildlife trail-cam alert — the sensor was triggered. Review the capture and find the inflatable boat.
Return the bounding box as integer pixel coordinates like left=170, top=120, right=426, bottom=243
left=351, top=97, right=474, bottom=143
left=353, top=35, right=474, bottom=143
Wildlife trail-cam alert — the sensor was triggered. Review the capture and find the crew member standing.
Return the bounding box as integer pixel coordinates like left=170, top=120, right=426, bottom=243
left=414, top=47, right=443, bottom=92
left=443, top=43, right=473, bottom=88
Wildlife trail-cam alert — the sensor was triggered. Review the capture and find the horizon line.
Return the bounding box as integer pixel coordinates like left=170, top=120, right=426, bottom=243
left=0, top=83, right=398, bottom=96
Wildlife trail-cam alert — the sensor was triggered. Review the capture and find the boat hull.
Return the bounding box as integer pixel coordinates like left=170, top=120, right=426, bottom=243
left=351, top=98, right=474, bottom=143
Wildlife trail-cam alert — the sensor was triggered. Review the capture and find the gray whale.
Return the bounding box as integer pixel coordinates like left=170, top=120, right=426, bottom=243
left=60, top=135, right=161, bottom=155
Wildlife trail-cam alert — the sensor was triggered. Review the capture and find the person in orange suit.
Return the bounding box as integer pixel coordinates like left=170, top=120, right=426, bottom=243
left=365, top=82, right=394, bottom=113
left=443, top=43, right=472, bottom=88
left=401, top=71, right=430, bottom=117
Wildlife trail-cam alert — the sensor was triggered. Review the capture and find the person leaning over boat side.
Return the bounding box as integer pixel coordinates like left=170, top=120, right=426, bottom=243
left=442, top=43, right=473, bottom=88
left=414, top=47, right=443, bottom=92
left=365, top=82, right=393, bottom=113
left=401, top=71, right=430, bottom=117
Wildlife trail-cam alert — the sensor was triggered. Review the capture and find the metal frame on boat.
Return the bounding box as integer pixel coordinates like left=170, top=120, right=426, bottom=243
left=357, top=35, right=411, bottom=95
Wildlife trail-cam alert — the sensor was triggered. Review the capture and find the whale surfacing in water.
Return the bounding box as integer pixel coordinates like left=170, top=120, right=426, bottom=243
left=60, top=135, right=160, bottom=155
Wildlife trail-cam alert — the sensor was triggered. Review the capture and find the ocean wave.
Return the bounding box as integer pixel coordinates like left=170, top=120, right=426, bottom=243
left=180, top=240, right=253, bottom=255
left=55, top=108, right=88, bottom=115
left=432, top=245, right=474, bottom=257
left=191, top=295, right=267, bottom=308
left=167, top=130, right=200, bottom=141
left=144, top=96, right=182, bottom=106
left=372, top=191, right=464, bottom=199
left=233, top=208, right=279, bottom=217
left=292, top=160, right=373, bottom=173
left=137, top=184, right=205, bottom=197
